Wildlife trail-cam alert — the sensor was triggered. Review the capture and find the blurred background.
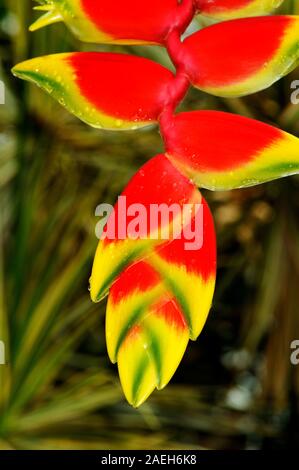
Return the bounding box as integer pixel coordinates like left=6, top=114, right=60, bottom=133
left=0, top=0, right=299, bottom=450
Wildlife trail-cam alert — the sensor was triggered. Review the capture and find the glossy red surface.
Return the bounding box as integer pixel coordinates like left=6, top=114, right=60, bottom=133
left=183, top=16, right=290, bottom=86
left=109, top=261, right=160, bottom=304
left=68, top=53, right=174, bottom=121
left=109, top=260, right=187, bottom=329
left=103, top=154, right=198, bottom=243
left=81, top=0, right=191, bottom=44
left=164, top=111, right=281, bottom=171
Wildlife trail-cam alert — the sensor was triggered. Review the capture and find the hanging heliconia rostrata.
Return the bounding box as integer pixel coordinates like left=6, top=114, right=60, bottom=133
left=12, top=0, right=299, bottom=407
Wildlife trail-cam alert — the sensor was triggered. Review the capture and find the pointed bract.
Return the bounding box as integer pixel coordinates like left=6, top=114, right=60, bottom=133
left=164, top=111, right=299, bottom=190
left=183, top=16, right=299, bottom=97
left=12, top=53, right=175, bottom=130
left=106, top=197, right=216, bottom=406
left=151, top=199, right=216, bottom=340
left=108, top=261, right=189, bottom=407
left=90, top=154, right=201, bottom=302
left=118, top=324, right=157, bottom=408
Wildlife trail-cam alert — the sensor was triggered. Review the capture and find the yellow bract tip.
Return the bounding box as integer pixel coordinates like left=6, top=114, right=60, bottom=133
left=29, top=10, right=63, bottom=32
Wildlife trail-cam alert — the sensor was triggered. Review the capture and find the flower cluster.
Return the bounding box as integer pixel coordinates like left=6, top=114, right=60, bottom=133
left=12, top=0, right=299, bottom=407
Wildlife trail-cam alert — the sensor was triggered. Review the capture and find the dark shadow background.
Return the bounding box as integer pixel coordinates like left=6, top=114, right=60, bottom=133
left=0, top=0, right=299, bottom=449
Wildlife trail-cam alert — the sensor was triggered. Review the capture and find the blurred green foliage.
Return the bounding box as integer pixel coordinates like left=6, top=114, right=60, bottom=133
left=0, top=0, right=299, bottom=449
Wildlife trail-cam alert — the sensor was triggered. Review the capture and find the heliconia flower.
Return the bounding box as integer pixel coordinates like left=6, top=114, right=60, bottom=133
left=30, top=0, right=194, bottom=45
left=16, top=0, right=299, bottom=408
left=12, top=52, right=175, bottom=130
left=163, top=110, right=299, bottom=190
left=90, top=154, right=202, bottom=303
left=196, top=0, right=284, bottom=20
left=106, top=198, right=216, bottom=407
left=182, top=15, right=299, bottom=97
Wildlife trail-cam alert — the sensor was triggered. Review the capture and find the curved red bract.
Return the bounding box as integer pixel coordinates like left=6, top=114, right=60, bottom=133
left=102, top=153, right=198, bottom=245
left=109, top=260, right=187, bottom=330
left=81, top=0, right=190, bottom=44
left=69, top=53, right=174, bottom=121
left=183, top=16, right=290, bottom=86
left=163, top=111, right=281, bottom=171
left=109, top=261, right=160, bottom=305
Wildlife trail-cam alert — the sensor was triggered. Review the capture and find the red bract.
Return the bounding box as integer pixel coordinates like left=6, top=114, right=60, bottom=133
left=162, top=111, right=299, bottom=190
left=106, top=198, right=216, bottom=407
left=70, top=53, right=174, bottom=122
left=182, top=15, right=299, bottom=97
left=13, top=0, right=299, bottom=407
left=80, top=0, right=193, bottom=44
left=12, top=52, right=176, bottom=130
left=90, top=154, right=202, bottom=302
left=30, top=0, right=194, bottom=45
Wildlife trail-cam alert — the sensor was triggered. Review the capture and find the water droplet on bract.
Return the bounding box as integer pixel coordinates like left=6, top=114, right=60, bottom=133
left=115, top=119, right=124, bottom=128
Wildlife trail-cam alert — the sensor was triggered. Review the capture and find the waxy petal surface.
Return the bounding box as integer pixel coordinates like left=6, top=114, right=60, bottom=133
left=12, top=53, right=175, bottom=130
left=31, top=0, right=194, bottom=45
left=164, top=111, right=299, bottom=190
left=106, top=198, right=216, bottom=406
left=107, top=261, right=189, bottom=407
left=90, top=154, right=201, bottom=302
left=151, top=198, right=216, bottom=340
left=183, top=16, right=299, bottom=97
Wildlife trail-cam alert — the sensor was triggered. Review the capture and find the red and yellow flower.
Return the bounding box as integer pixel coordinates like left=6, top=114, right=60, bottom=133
left=13, top=0, right=299, bottom=407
